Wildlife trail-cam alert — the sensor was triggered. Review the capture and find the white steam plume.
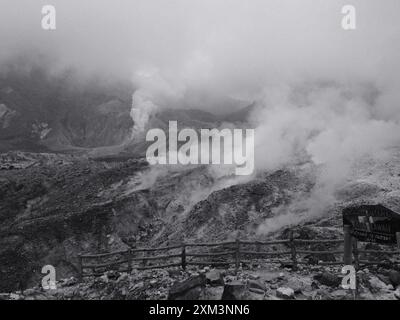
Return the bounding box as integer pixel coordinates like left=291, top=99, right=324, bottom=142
left=254, top=83, right=400, bottom=234
left=130, top=68, right=185, bottom=139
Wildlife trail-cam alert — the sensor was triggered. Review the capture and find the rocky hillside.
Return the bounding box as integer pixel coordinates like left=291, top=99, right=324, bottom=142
left=1, top=145, right=400, bottom=294
left=1, top=63, right=400, bottom=299
left=0, top=64, right=135, bottom=152
left=2, top=249, right=400, bottom=300
left=0, top=63, right=254, bottom=156
left=0, top=152, right=306, bottom=291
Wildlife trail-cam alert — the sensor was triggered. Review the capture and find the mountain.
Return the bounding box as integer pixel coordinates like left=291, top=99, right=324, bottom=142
left=1, top=145, right=400, bottom=292
left=0, top=65, right=254, bottom=156
left=0, top=65, right=133, bottom=152
left=2, top=65, right=399, bottom=296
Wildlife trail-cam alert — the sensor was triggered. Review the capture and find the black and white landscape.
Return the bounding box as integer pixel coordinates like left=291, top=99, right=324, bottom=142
left=1, top=0, right=400, bottom=301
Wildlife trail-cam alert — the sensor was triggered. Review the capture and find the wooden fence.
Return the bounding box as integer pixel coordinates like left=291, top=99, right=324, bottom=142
left=77, top=230, right=400, bottom=279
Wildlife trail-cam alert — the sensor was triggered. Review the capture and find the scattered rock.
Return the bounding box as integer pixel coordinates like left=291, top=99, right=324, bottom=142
left=280, top=262, right=296, bottom=269
left=9, top=293, right=21, bottom=300
left=329, top=289, right=349, bottom=300
left=313, top=272, right=341, bottom=288
left=388, top=270, right=400, bottom=288
left=0, top=293, right=10, bottom=300
left=368, top=276, right=392, bottom=293
left=199, top=286, right=224, bottom=300
left=168, top=274, right=206, bottom=300
left=224, top=275, right=236, bottom=283
left=276, top=287, right=295, bottom=300
left=61, top=277, right=78, bottom=287
left=376, top=274, right=391, bottom=286
left=248, top=287, right=265, bottom=295
left=248, top=274, right=260, bottom=280
left=286, top=277, right=312, bottom=294
left=248, top=280, right=265, bottom=291
left=304, top=255, right=319, bottom=265
left=100, top=274, right=109, bottom=283
left=130, top=281, right=144, bottom=291
left=221, top=281, right=247, bottom=300
left=280, top=226, right=317, bottom=240
left=23, top=288, right=37, bottom=296
left=206, top=269, right=224, bottom=286
left=168, top=269, right=181, bottom=277
left=105, top=270, right=120, bottom=280
left=394, top=288, right=400, bottom=300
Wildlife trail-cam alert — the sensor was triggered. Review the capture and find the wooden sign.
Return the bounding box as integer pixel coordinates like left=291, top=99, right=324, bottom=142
left=342, top=204, right=400, bottom=244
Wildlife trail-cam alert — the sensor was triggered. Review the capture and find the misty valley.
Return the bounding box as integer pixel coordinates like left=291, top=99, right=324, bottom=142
left=1, top=0, right=400, bottom=303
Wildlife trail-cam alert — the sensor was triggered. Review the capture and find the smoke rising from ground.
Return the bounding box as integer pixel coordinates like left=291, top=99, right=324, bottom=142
left=130, top=69, right=184, bottom=138
left=1, top=0, right=400, bottom=230
left=254, top=83, right=400, bottom=234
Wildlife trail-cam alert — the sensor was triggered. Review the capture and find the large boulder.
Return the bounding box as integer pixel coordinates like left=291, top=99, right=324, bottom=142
left=329, top=289, right=351, bottom=300
left=199, top=287, right=224, bottom=300
left=367, top=276, right=393, bottom=293
left=314, top=272, right=341, bottom=288
left=221, top=281, right=247, bottom=300
left=168, top=274, right=206, bottom=300
left=394, top=288, right=400, bottom=300
left=286, top=277, right=313, bottom=294
left=248, top=280, right=265, bottom=291
left=276, top=287, right=295, bottom=300
left=388, top=270, right=400, bottom=289
left=205, top=269, right=224, bottom=286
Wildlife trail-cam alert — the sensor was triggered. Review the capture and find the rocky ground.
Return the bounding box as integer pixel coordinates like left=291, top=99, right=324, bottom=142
left=1, top=61, right=400, bottom=301
left=0, top=150, right=314, bottom=292
left=1, top=264, right=400, bottom=300
left=1, top=146, right=400, bottom=298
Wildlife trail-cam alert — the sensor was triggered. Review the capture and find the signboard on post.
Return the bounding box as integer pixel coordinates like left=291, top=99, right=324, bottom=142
left=342, top=204, right=400, bottom=244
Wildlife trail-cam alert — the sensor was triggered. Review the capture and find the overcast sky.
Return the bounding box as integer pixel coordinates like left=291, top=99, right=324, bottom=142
left=0, top=0, right=399, bottom=101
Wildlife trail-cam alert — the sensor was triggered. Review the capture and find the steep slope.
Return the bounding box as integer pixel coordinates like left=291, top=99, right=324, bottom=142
left=1, top=146, right=400, bottom=292
left=0, top=65, right=254, bottom=156
left=0, top=65, right=134, bottom=152
left=0, top=152, right=303, bottom=291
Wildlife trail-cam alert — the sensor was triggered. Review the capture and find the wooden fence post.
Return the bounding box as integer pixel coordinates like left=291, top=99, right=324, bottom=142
left=235, top=237, right=240, bottom=273
left=127, top=249, right=133, bottom=273
left=352, top=238, right=359, bottom=270
left=256, top=241, right=261, bottom=265
left=343, top=225, right=353, bottom=265
left=289, top=230, right=297, bottom=270
left=396, top=232, right=400, bottom=251
left=77, top=254, right=83, bottom=281
left=256, top=241, right=261, bottom=253
left=181, top=243, right=186, bottom=270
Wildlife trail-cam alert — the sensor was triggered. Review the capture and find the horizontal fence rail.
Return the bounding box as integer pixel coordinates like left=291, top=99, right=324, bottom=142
left=77, top=230, right=400, bottom=279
